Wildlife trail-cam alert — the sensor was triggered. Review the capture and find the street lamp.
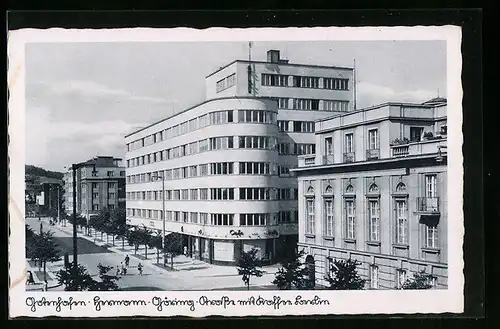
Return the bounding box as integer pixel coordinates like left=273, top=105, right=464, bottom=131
left=152, top=172, right=166, bottom=267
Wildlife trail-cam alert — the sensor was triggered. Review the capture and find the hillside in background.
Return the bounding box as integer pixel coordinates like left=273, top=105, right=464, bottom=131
left=25, top=165, right=64, bottom=180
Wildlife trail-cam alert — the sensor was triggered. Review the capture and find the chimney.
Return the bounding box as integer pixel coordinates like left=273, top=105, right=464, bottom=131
left=267, top=50, right=280, bottom=63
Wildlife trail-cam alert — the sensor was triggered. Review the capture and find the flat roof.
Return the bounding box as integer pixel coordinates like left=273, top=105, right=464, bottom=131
left=314, top=101, right=447, bottom=123
left=125, top=96, right=277, bottom=138
left=205, top=60, right=354, bottom=79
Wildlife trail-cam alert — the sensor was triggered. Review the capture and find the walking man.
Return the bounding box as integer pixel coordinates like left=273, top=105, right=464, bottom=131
left=121, top=263, right=127, bottom=276
left=125, top=255, right=130, bottom=267
left=137, top=263, right=143, bottom=276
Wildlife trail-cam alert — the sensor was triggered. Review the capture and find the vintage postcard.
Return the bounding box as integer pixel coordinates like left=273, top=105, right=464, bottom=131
left=8, top=26, right=463, bottom=317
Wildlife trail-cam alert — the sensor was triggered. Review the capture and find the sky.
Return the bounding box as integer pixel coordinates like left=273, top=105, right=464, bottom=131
left=25, top=40, right=446, bottom=172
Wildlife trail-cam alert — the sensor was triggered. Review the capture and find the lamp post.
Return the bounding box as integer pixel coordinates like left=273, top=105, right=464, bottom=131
left=153, top=172, right=166, bottom=267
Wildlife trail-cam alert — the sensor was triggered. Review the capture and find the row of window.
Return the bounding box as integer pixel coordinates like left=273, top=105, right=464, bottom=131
left=89, top=204, right=116, bottom=211
left=216, top=73, right=236, bottom=93
left=278, top=120, right=315, bottom=133
left=270, top=97, right=349, bottom=112
left=82, top=170, right=125, bottom=177
left=304, top=196, right=439, bottom=249
left=126, top=162, right=295, bottom=184
left=126, top=209, right=298, bottom=226
left=87, top=182, right=118, bottom=189
left=262, top=74, right=349, bottom=91
left=126, top=187, right=299, bottom=201
left=126, top=136, right=278, bottom=168
left=278, top=143, right=316, bottom=155
left=127, top=108, right=275, bottom=152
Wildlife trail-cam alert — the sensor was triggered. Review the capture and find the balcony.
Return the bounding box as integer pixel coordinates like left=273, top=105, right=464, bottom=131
left=366, top=149, right=380, bottom=160
left=391, top=138, right=447, bottom=158
left=298, top=154, right=316, bottom=167
left=343, top=152, right=355, bottom=163
left=416, top=197, right=440, bottom=214
left=323, top=154, right=334, bottom=165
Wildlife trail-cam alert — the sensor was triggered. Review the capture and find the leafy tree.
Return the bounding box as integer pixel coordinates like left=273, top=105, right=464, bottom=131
left=127, top=230, right=141, bottom=255
left=148, top=234, right=163, bottom=264
left=57, top=263, right=96, bottom=291
left=401, top=270, right=435, bottom=289
left=237, top=248, right=264, bottom=290
left=93, top=208, right=111, bottom=241
left=107, top=208, right=126, bottom=246
left=56, top=262, right=120, bottom=291
left=136, top=226, right=153, bottom=259
left=272, top=249, right=308, bottom=290
left=324, top=258, right=366, bottom=290
left=27, top=230, right=61, bottom=281
left=89, top=263, right=121, bottom=291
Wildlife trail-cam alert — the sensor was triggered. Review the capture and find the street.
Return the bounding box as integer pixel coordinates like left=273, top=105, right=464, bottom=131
left=26, top=218, right=279, bottom=291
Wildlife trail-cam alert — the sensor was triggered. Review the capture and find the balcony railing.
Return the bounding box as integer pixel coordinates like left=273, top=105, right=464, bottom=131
left=416, top=197, right=440, bottom=213
left=298, top=154, right=316, bottom=167
left=366, top=149, right=380, bottom=160
left=323, top=154, right=334, bottom=165
left=343, top=152, right=355, bottom=163
left=392, top=145, right=410, bottom=157
left=304, top=156, right=316, bottom=165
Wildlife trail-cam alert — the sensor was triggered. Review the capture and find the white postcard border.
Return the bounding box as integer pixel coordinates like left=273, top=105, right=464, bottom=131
left=8, top=26, right=464, bottom=317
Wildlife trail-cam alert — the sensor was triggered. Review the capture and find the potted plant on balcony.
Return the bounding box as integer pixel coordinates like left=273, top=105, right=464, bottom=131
left=390, top=137, right=410, bottom=146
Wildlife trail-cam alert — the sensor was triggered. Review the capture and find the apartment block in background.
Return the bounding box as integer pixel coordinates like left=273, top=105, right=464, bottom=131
left=63, top=156, right=126, bottom=220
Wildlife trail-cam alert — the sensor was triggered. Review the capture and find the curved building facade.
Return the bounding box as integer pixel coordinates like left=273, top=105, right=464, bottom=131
left=125, top=97, right=297, bottom=265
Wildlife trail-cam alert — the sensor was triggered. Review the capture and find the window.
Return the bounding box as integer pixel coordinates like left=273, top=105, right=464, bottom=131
left=293, top=76, right=320, bottom=89
left=396, top=269, right=407, bottom=289
left=395, top=200, right=408, bottom=244
left=190, top=212, right=198, bottom=224
left=172, top=190, right=180, bottom=200
left=200, top=188, right=209, bottom=200
left=239, top=162, right=271, bottom=175
left=92, top=204, right=99, bottom=211
left=190, top=189, right=198, bottom=200
left=368, top=129, right=379, bottom=150
left=210, top=162, right=234, bottom=175
left=426, top=222, right=439, bottom=248
left=425, top=175, right=437, bottom=198
left=240, top=213, right=268, bottom=226
left=368, top=200, right=380, bottom=242
left=410, top=127, right=424, bottom=142
left=120, top=171, right=125, bottom=176
left=278, top=120, right=289, bottom=132
left=107, top=171, right=114, bottom=177
left=210, top=214, right=235, bottom=226
left=345, top=133, right=354, bottom=153
left=305, top=198, right=315, bottom=235
left=209, top=110, right=233, bottom=124
left=174, top=211, right=180, bottom=222
left=293, top=98, right=320, bottom=111
left=325, top=137, right=333, bottom=155
left=323, top=100, right=349, bottom=112
left=92, top=193, right=99, bottom=199
left=261, top=73, right=288, bottom=87
left=210, top=188, right=235, bottom=200
left=239, top=188, right=271, bottom=200
left=346, top=199, right=356, bottom=239
left=440, top=125, right=447, bottom=135
left=273, top=97, right=288, bottom=109
left=324, top=198, right=334, bottom=237
left=108, top=193, right=115, bottom=199
left=323, top=78, right=349, bottom=91
left=370, top=265, right=379, bottom=289
left=209, top=136, right=234, bottom=150
left=181, top=189, right=189, bottom=200
left=92, top=183, right=98, bottom=189
left=199, top=164, right=209, bottom=176
left=238, top=136, right=275, bottom=150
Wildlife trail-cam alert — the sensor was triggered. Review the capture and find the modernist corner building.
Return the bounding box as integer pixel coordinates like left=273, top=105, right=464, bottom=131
left=124, top=49, right=355, bottom=265
left=292, top=97, right=448, bottom=289
left=63, top=156, right=126, bottom=220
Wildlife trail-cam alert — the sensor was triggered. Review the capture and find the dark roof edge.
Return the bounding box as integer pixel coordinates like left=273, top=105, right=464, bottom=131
left=125, top=96, right=277, bottom=138
left=205, top=60, right=354, bottom=79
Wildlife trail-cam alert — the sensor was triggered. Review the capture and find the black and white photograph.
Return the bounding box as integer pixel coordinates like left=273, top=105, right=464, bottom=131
left=8, top=26, right=464, bottom=317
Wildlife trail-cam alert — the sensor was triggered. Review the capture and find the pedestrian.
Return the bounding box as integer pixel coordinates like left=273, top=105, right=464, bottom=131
left=43, top=280, right=48, bottom=291
left=125, top=255, right=130, bottom=267
left=137, top=263, right=143, bottom=276
left=121, top=263, right=127, bottom=276
left=27, top=271, right=35, bottom=285
left=116, top=266, right=120, bottom=276
left=183, top=246, right=187, bottom=256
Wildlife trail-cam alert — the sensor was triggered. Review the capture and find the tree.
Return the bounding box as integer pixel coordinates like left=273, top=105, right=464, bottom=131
left=148, top=233, right=163, bottom=264
left=107, top=208, right=126, bottom=246
left=127, top=230, right=141, bottom=255
left=56, top=262, right=120, bottom=291
left=89, top=263, right=120, bottom=291
left=237, top=248, right=264, bottom=290
left=27, top=230, right=61, bottom=281
left=401, top=270, right=434, bottom=289
left=272, top=249, right=308, bottom=290
left=136, top=226, right=153, bottom=259
left=324, top=258, right=366, bottom=290
left=56, top=263, right=96, bottom=291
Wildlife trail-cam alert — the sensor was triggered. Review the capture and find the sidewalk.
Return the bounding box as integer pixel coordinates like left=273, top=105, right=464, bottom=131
left=50, top=219, right=281, bottom=280
left=25, top=259, right=63, bottom=291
